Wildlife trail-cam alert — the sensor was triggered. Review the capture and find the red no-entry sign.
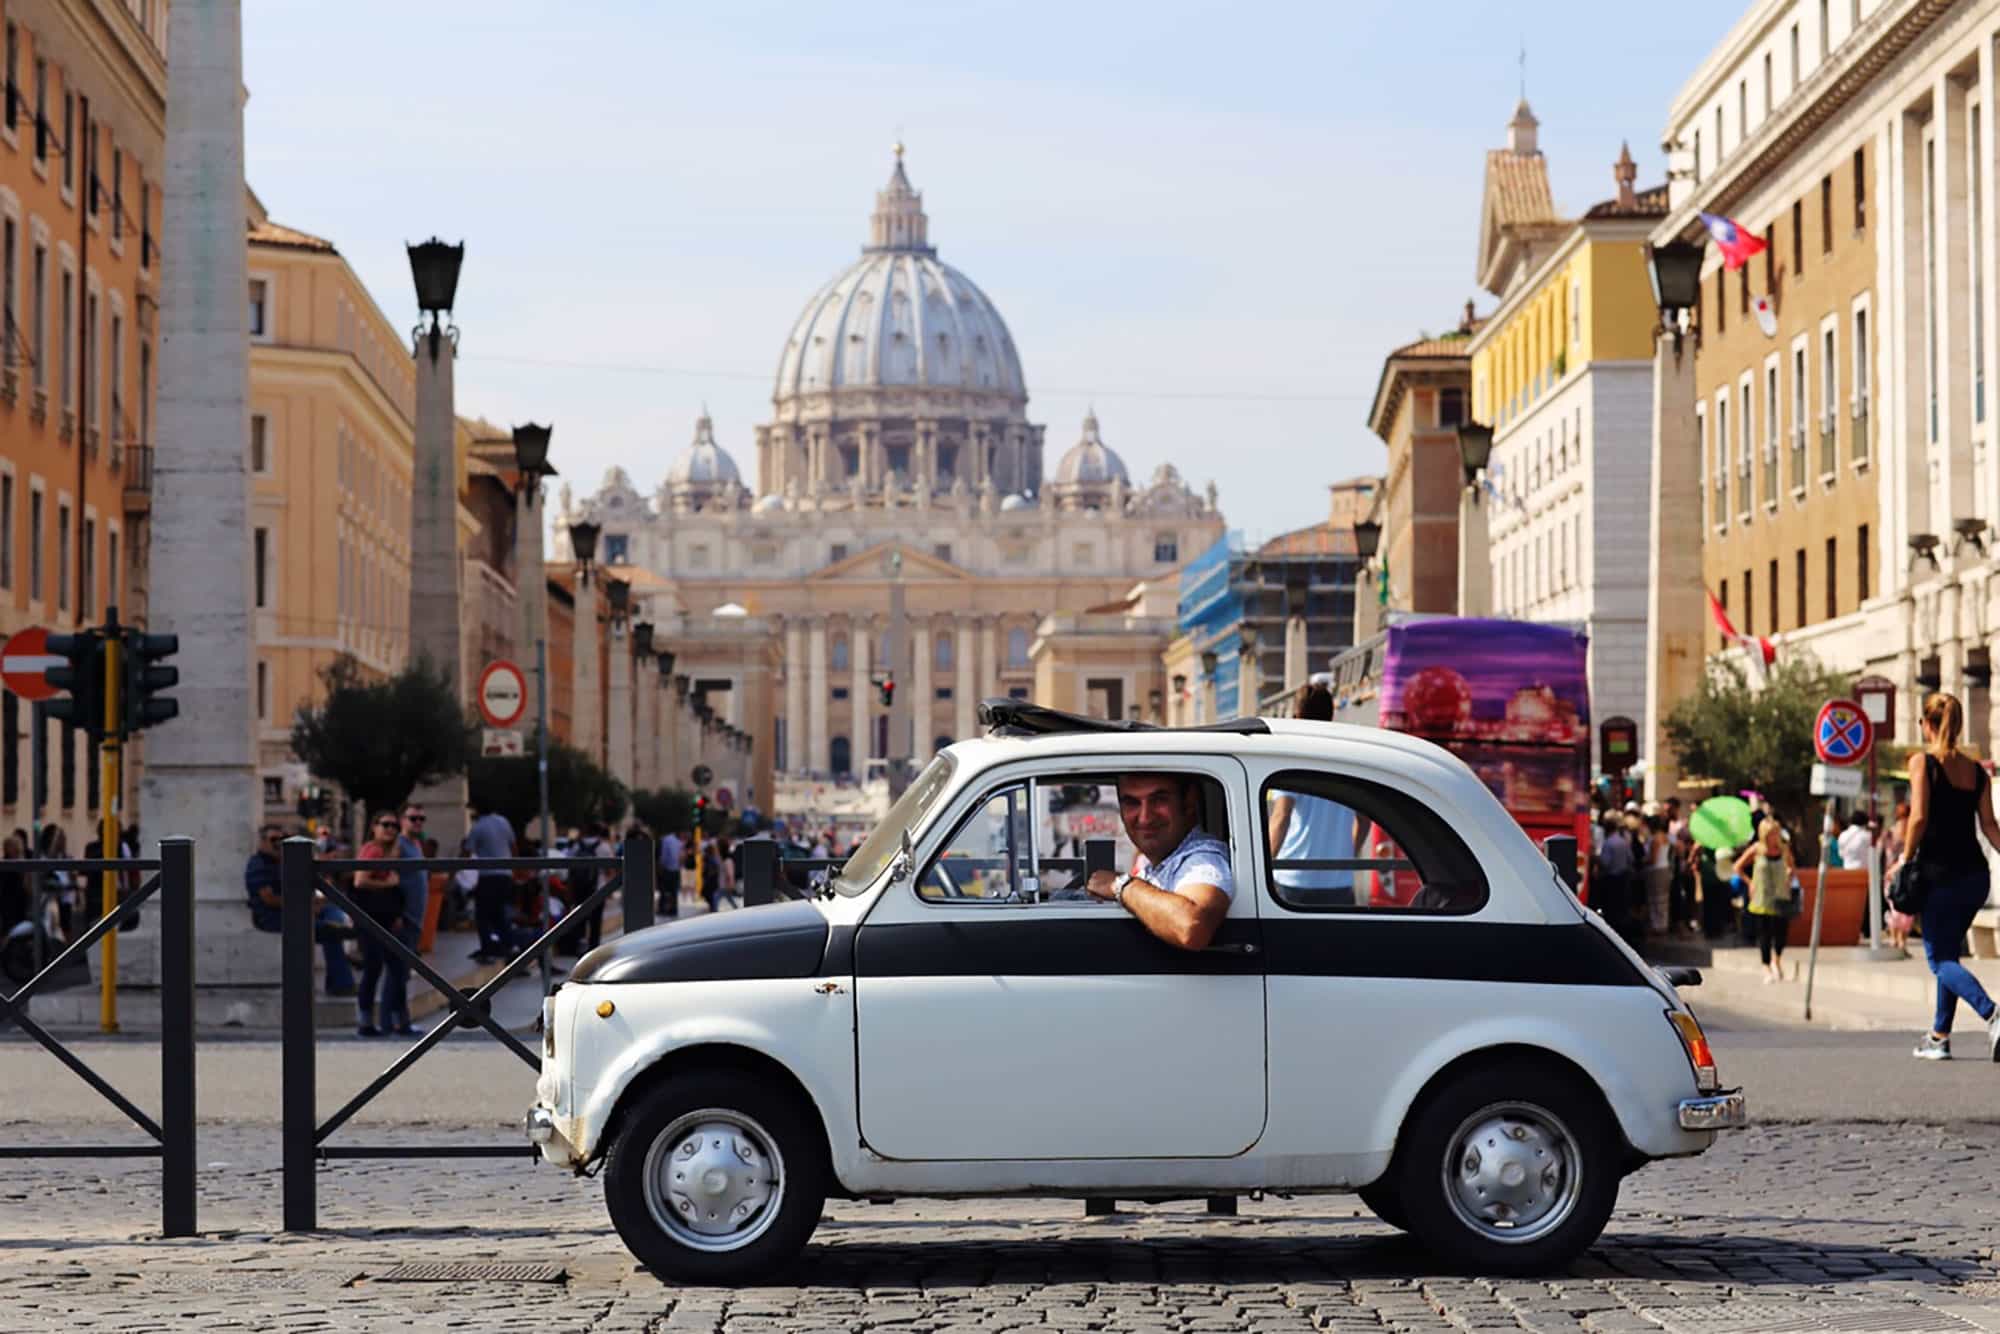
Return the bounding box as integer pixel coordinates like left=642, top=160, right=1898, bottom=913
left=1, top=626, right=60, bottom=701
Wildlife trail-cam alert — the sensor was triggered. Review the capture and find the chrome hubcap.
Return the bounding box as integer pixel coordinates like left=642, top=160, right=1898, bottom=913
left=643, top=1109, right=784, bottom=1252
left=1442, top=1101, right=1581, bottom=1244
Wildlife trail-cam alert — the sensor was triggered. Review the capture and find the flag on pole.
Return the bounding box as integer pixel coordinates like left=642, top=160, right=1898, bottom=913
left=1700, top=212, right=1767, bottom=271
left=1706, top=587, right=1775, bottom=682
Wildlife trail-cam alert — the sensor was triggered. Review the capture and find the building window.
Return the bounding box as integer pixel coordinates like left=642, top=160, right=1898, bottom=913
left=1715, top=395, right=1730, bottom=521
left=28, top=489, right=41, bottom=601
left=1822, top=325, right=1838, bottom=456
left=250, top=413, right=268, bottom=473
left=831, top=634, right=849, bottom=672
left=1762, top=51, right=1772, bottom=116
left=32, top=57, right=44, bottom=162
left=1766, top=559, right=1778, bottom=637
left=1697, top=405, right=1709, bottom=525
left=58, top=269, right=70, bottom=411
left=110, top=146, right=121, bottom=240
left=1853, top=146, right=1866, bottom=230
left=1792, top=344, right=1807, bottom=487
left=1789, top=23, right=1800, bottom=87
left=2, top=24, right=14, bottom=134
left=55, top=501, right=69, bottom=612
left=933, top=543, right=951, bottom=564
left=601, top=533, right=628, bottom=565
left=257, top=660, right=268, bottom=722
left=1438, top=387, right=1464, bottom=427
left=138, top=341, right=149, bottom=441
left=140, top=179, right=151, bottom=268
left=1154, top=533, right=1179, bottom=563
left=1737, top=79, right=1747, bottom=142
left=1791, top=200, right=1803, bottom=276
left=1739, top=265, right=1749, bottom=318
left=248, top=278, right=266, bottom=337
left=1715, top=268, right=1726, bottom=334
left=1715, top=105, right=1724, bottom=160
left=1692, top=128, right=1702, bottom=183
left=1857, top=523, right=1869, bottom=601
left=0, top=474, right=11, bottom=591
left=1743, top=569, right=1754, bottom=636
left=61, top=91, right=72, bottom=192
left=108, top=312, right=121, bottom=444
left=1008, top=686, right=1029, bottom=701
left=0, top=218, right=13, bottom=368
left=1825, top=536, right=1837, bottom=619
left=107, top=526, right=116, bottom=612
left=1006, top=626, right=1029, bottom=667
left=829, top=542, right=847, bottom=564
left=1795, top=548, right=1806, bottom=630
left=80, top=515, right=93, bottom=618
left=253, top=526, right=269, bottom=609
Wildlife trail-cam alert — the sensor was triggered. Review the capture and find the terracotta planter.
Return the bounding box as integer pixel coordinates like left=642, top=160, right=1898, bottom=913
left=1785, top=867, right=1867, bottom=948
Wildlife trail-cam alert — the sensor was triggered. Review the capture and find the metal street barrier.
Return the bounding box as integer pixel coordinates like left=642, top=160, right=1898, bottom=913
left=0, top=838, right=196, bottom=1237
left=280, top=835, right=654, bottom=1231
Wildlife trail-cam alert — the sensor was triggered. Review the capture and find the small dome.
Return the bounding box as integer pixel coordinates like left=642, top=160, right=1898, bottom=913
left=667, top=412, right=742, bottom=487
left=1053, top=411, right=1129, bottom=486
left=999, top=493, right=1032, bottom=511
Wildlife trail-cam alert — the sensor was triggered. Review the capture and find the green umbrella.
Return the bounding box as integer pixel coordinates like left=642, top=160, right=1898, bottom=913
left=1689, top=795, right=1754, bottom=851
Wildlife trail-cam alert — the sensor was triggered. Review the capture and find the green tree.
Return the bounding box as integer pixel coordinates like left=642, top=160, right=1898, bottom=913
left=290, top=654, right=475, bottom=817
left=629, top=787, right=695, bottom=837
left=466, top=729, right=627, bottom=836
left=1663, top=652, right=1855, bottom=839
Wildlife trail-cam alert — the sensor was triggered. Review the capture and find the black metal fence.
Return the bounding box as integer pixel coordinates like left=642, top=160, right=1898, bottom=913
left=280, top=835, right=655, bottom=1231
left=0, top=838, right=196, bottom=1237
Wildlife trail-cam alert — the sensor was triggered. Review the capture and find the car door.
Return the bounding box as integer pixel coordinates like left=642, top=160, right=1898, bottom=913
left=852, top=755, right=1267, bottom=1162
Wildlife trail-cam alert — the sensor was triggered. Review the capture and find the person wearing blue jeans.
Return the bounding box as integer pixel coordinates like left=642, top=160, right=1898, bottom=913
left=245, top=825, right=354, bottom=996
left=1904, top=691, right=2000, bottom=1062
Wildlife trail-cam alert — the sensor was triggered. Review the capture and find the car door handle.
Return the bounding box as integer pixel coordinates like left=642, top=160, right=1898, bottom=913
left=1205, top=942, right=1259, bottom=956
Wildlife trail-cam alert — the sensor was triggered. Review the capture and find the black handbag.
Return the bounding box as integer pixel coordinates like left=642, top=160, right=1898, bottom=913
left=1887, top=860, right=1928, bottom=915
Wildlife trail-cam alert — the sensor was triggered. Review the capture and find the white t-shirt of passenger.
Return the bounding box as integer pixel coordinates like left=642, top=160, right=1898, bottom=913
left=1273, top=792, right=1356, bottom=892
left=1134, top=829, right=1235, bottom=901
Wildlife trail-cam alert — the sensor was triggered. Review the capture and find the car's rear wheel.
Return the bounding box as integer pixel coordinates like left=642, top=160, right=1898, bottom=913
left=604, top=1069, right=826, bottom=1284
left=1357, top=1179, right=1410, bottom=1232
left=1392, top=1064, right=1619, bottom=1274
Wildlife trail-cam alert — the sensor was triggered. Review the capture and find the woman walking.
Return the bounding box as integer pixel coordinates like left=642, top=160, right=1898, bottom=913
left=352, top=811, right=414, bottom=1038
left=1732, top=817, right=1796, bottom=984
left=1901, top=693, right=2000, bottom=1061
left=1642, top=813, right=1673, bottom=936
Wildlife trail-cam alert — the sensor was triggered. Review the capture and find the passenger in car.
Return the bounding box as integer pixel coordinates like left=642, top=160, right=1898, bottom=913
left=1266, top=684, right=1371, bottom=907
left=1084, top=773, right=1233, bottom=951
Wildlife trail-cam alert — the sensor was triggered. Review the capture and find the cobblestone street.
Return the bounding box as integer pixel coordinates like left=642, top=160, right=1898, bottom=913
left=7, top=1117, right=2000, bottom=1332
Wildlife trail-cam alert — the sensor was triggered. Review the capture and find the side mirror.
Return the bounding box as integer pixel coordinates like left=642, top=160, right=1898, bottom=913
left=888, top=828, right=915, bottom=885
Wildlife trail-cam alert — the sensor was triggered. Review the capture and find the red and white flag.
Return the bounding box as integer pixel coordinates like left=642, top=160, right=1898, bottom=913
left=1707, top=587, right=1775, bottom=682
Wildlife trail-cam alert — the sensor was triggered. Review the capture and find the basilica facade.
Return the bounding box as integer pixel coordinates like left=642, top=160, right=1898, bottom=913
left=557, top=150, right=1224, bottom=798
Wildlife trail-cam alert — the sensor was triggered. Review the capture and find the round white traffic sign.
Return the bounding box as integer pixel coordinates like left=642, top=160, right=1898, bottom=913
left=477, top=659, right=528, bottom=730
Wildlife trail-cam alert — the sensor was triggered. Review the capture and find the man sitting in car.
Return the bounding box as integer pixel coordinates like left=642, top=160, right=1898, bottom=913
left=1085, top=773, right=1232, bottom=951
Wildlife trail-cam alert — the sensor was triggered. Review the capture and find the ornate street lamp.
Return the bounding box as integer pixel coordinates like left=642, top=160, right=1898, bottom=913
left=1456, top=420, right=1494, bottom=487
left=1353, top=517, right=1382, bottom=562
left=1647, top=238, right=1705, bottom=357
left=511, top=421, right=553, bottom=480
left=1201, top=649, right=1219, bottom=679
left=633, top=621, right=655, bottom=655
left=1239, top=622, right=1260, bottom=655
left=407, top=237, right=465, bottom=361
left=606, top=577, right=631, bottom=616
left=658, top=650, right=676, bottom=678
left=568, top=520, right=600, bottom=574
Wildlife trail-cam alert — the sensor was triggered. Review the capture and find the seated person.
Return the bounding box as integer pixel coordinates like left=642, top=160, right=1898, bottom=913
left=1085, top=773, right=1232, bottom=951
left=245, top=824, right=355, bottom=997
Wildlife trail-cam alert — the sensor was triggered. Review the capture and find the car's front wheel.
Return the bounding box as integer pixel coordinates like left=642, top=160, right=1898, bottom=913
left=1357, top=1179, right=1410, bottom=1232
left=604, top=1069, right=826, bottom=1284
left=1391, top=1063, right=1619, bottom=1274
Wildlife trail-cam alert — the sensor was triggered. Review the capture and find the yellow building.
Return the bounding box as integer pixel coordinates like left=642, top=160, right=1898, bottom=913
left=1465, top=116, right=1668, bottom=773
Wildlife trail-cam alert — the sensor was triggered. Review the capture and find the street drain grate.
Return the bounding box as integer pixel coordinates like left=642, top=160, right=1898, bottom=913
left=1640, top=1302, right=1978, bottom=1333
left=375, top=1261, right=566, bottom=1284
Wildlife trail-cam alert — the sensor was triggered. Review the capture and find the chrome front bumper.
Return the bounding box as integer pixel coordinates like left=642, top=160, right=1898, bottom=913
left=1677, top=1089, right=1747, bottom=1130
left=524, top=1105, right=556, bottom=1144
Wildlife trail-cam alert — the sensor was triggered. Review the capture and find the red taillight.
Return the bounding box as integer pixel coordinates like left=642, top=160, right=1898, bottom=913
left=1668, top=1010, right=1718, bottom=1091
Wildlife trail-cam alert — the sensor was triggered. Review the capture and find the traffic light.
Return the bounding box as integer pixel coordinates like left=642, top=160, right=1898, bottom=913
left=44, top=630, right=106, bottom=735
left=120, top=629, right=179, bottom=732
left=878, top=674, right=895, bottom=707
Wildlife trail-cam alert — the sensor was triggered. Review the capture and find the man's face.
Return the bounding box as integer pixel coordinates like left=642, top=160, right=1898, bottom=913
left=259, top=827, right=282, bottom=854
left=402, top=807, right=426, bottom=838
left=1117, top=775, right=1197, bottom=865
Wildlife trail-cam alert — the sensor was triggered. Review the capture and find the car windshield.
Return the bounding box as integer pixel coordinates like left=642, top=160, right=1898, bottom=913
left=831, top=751, right=958, bottom=896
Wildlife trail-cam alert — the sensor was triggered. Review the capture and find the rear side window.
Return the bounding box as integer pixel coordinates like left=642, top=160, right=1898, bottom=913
left=1262, top=769, right=1488, bottom=914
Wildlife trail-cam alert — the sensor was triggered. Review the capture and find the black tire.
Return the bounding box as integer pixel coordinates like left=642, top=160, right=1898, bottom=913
left=1391, top=1062, right=1620, bottom=1274
left=603, top=1068, right=827, bottom=1284
left=1357, top=1179, right=1410, bottom=1233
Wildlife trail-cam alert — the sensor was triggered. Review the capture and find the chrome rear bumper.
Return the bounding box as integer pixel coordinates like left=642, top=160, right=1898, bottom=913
left=1677, top=1089, right=1747, bottom=1130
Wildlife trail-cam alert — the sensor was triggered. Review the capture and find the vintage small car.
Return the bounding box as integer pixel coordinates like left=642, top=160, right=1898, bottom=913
left=527, top=702, right=1744, bottom=1282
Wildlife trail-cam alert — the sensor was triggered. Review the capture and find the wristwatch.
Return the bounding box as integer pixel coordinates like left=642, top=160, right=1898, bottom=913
left=1112, top=872, right=1135, bottom=907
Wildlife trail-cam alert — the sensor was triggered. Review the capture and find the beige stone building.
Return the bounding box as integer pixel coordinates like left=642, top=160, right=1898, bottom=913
left=1367, top=308, right=1479, bottom=618
left=559, top=150, right=1225, bottom=801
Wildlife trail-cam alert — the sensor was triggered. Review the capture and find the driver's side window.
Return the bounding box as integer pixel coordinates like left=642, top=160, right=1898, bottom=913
left=916, top=777, right=1122, bottom=905
left=919, top=786, right=1032, bottom=901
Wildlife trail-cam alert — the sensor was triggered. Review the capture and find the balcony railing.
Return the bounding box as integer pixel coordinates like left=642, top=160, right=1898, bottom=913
left=123, top=443, right=153, bottom=501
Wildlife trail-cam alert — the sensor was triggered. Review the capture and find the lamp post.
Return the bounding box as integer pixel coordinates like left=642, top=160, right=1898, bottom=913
left=604, top=579, right=636, bottom=788
left=1201, top=648, right=1220, bottom=724
left=1239, top=621, right=1262, bottom=717
left=1351, top=503, right=1385, bottom=645
left=1641, top=230, right=1707, bottom=801
left=512, top=422, right=554, bottom=667
left=1456, top=420, right=1495, bottom=617
left=568, top=520, right=605, bottom=762
left=1282, top=572, right=1309, bottom=694
left=406, top=235, right=470, bottom=852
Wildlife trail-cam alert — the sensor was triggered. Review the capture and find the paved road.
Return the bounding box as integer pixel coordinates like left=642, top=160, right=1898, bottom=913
left=9, top=997, right=2000, bottom=1330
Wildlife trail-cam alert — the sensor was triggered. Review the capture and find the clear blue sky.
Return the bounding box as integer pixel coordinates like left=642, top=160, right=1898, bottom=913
left=243, top=1, right=1743, bottom=547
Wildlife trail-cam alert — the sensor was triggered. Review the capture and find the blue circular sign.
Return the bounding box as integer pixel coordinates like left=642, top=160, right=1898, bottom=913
left=1814, top=699, right=1872, bottom=766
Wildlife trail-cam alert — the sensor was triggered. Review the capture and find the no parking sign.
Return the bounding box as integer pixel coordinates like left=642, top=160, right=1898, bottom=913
left=1813, top=698, right=1873, bottom=767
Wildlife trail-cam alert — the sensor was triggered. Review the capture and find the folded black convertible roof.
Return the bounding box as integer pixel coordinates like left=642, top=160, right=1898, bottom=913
left=977, top=697, right=1269, bottom=738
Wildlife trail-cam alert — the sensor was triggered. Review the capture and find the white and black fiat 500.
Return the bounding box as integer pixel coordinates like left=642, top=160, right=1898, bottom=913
left=528, top=702, right=1744, bottom=1282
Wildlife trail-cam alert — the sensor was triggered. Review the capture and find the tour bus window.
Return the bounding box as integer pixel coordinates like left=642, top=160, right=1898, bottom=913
left=1262, top=770, right=1487, bottom=914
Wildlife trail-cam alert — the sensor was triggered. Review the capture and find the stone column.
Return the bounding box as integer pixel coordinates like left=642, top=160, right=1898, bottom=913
left=1353, top=564, right=1381, bottom=642
left=955, top=616, right=976, bottom=739
left=1239, top=646, right=1261, bottom=718
left=1283, top=617, right=1308, bottom=692
left=632, top=651, right=654, bottom=792
left=1457, top=488, right=1492, bottom=616
left=1644, top=332, right=1702, bottom=801
left=143, top=0, right=262, bottom=983
left=607, top=625, right=634, bottom=789
left=910, top=613, right=932, bottom=758
left=784, top=618, right=805, bottom=773
left=980, top=617, right=999, bottom=701
left=404, top=318, right=468, bottom=849
left=655, top=665, right=675, bottom=792
left=916, top=421, right=936, bottom=494
left=572, top=575, right=601, bottom=761
left=851, top=618, right=872, bottom=774
left=807, top=617, right=828, bottom=775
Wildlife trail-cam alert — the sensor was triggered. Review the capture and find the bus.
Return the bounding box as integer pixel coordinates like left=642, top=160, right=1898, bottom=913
left=1325, top=615, right=1592, bottom=904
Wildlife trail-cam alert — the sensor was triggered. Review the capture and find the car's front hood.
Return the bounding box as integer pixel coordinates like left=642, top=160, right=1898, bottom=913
left=568, top=899, right=832, bottom=985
